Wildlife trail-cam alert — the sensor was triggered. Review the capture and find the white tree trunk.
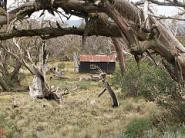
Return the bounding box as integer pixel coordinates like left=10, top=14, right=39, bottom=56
left=29, top=75, right=44, bottom=98
left=73, top=52, right=79, bottom=72
left=28, top=41, right=49, bottom=98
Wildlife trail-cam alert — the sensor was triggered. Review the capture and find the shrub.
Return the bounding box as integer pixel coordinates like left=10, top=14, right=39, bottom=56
left=124, top=117, right=152, bottom=138
left=112, top=58, right=177, bottom=100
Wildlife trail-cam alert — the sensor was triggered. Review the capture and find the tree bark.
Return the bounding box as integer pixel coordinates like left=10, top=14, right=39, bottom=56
left=0, top=53, right=22, bottom=92
left=28, top=43, right=49, bottom=98
left=73, top=52, right=79, bottom=72
left=1, top=0, right=185, bottom=83
left=29, top=73, right=50, bottom=98
left=27, top=43, right=59, bottom=100
left=0, top=24, right=121, bottom=40
left=112, top=38, right=126, bottom=75
left=102, top=79, right=119, bottom=107
left=11, top=60, right=22, bottom=81
left=101, top=0, right=185, bottom=82
left=99, top=73, right=119, bottom=107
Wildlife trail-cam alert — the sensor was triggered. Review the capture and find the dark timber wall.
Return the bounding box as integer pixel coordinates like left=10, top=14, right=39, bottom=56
left=79, top=62, right=116, bottom=74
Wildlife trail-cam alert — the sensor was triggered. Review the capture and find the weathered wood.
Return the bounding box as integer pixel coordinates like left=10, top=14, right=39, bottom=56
left=1, top=0, right=185, bottom=84
left=73, top=52, right=79, bottom=72
left=0, top=23, right=122, bottom=40
left=11, top=60, right=22, bottom=81
left=100, top=73, right=119, bottom=107
left=101, top=0, right=185, bottom=83
left=98, top=88, right=106, bottom=97
left=112, top=38, right=126, bottom=75
left=29, top=75, right=44, bottom=98
left=103, top=1, right=139, bottom=48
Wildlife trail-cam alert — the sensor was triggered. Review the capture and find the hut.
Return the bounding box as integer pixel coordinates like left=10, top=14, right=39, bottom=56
left=79, top=54, right=116, bottom=74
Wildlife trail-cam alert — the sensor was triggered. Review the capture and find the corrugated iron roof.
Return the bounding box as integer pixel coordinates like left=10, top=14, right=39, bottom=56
left=80, top=54, right=116, bottom=62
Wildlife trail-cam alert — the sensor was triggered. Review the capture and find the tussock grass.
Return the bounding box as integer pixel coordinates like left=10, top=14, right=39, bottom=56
left=0, top=92, right=158, bottom=138
left=0, top=62, right=160, bottom=138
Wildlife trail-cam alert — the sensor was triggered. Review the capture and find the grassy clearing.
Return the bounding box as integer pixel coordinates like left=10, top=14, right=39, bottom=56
left=0, top=62, right=160, bottom=138
left=0, top=93, right=158, bottom=138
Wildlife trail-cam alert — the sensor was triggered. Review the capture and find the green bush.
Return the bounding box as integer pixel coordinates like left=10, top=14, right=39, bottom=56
left=124, top=117, right=152, bottom=138
left=143, top=126, right=185, bottom=138
left=112, top=58, right=177, bottom=100
left=117, top=119, right=185, bottom=138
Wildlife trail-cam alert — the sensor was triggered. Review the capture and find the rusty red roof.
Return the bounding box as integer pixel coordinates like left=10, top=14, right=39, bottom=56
left=80, top=54, right=116, bottom=62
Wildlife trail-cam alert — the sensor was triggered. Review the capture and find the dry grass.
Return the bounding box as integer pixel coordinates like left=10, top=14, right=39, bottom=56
left=0, top=62, right=160, bottom=138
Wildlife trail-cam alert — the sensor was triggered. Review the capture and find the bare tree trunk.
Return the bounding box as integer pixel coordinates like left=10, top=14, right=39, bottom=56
left=102, top=0, right=185, bottom=83
left=1, top=0, right=185, bottom=84
left=11, top=60, right=22, bottom=81
left=0, top=56, right=23, bottom=91
left=103, top=1, right=140, bottom=48
left=29, top=72, right=50, bottom=98
left=73, top=52, right=79, bottom=72
left=29, top=41, right=49, bottom=98
left=103, top=80, right=119, bottom=107
left=28, top=42, right=59, bottom=100
left=112, top=38, right=126, bottom=75
left=99, top=73, right=119, bottom=107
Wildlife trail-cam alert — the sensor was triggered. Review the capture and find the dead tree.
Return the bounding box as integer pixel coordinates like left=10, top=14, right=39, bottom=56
left=0, top=38, right=59, bottom=101
left=0, top=41, right=23, bottom=92
left=73, top=52, right=79, bottom=72
left=98, top=72, right=119, bottom=108
left=93, top=65, right=119, bottom=107
left=112, top=38, right=126, bottom=75
left=27, top=41, right=59, bottom=100
left=29, top=40, right=50, bottom=98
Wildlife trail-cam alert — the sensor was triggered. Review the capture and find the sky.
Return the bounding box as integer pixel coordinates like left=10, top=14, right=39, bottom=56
left=7, top=0, right=80, bottom=21
left=151, top=5, right=181, bottom=16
